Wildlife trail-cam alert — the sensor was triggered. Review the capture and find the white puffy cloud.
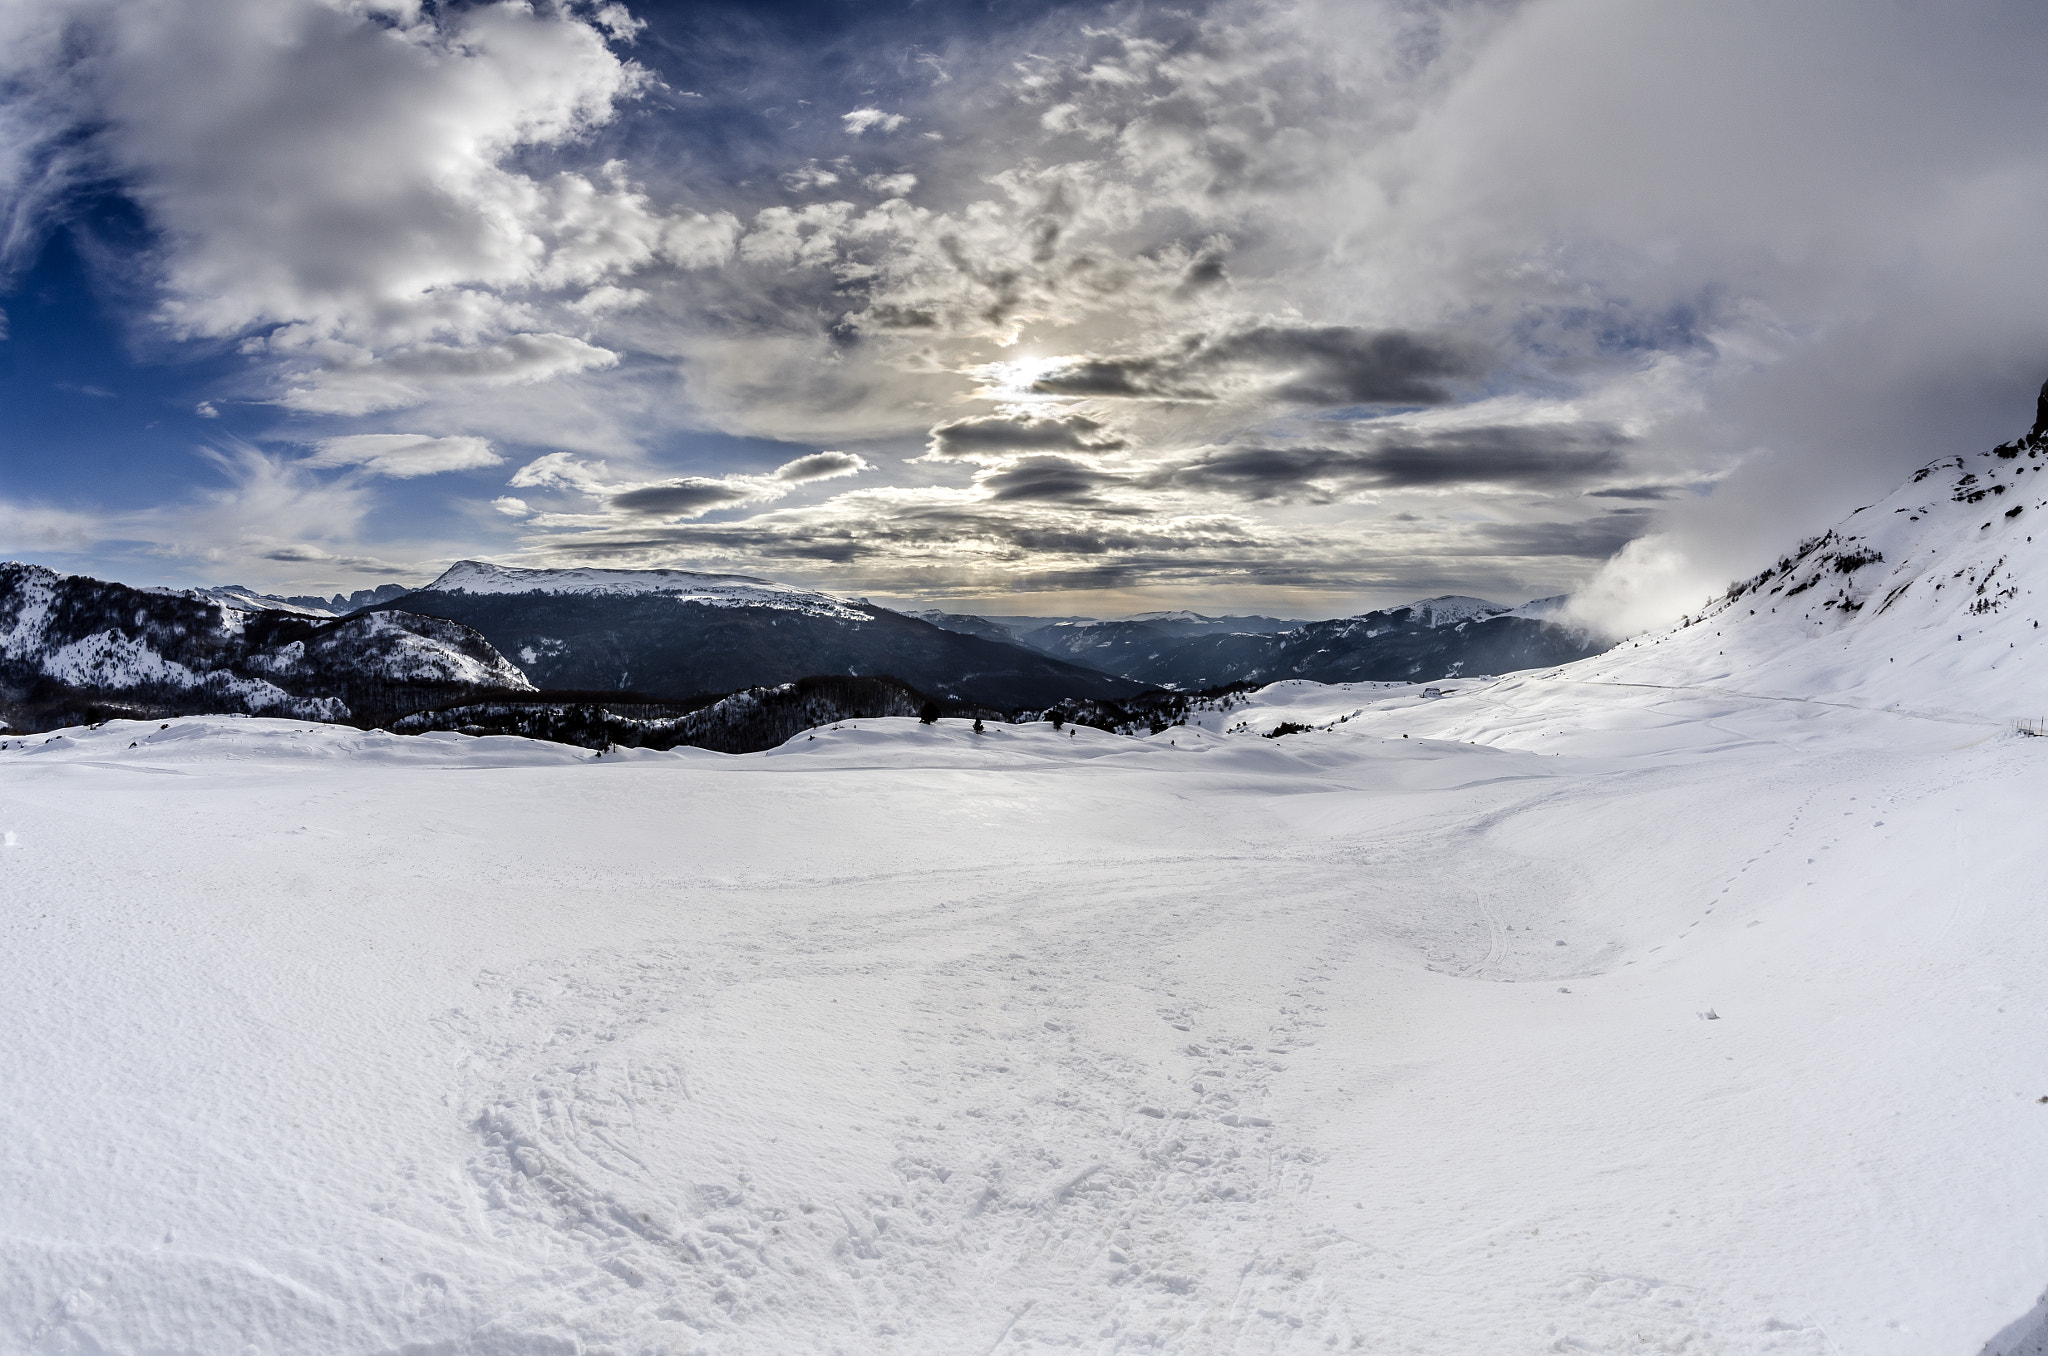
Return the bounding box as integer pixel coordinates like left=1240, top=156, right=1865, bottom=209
left=842, top=108, right=907, bottom=135
left=0, top=0, right=716, bottom=426
left=303, top=434, right=503, bottom=479
left=509, top=453, right=613, bottom=495
left=861, top=172, right=918, bottom=198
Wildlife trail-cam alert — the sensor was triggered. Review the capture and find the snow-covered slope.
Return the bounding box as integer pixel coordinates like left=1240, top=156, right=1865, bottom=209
left=4, top=689, right=2044, bottom=1355
left=1572, top=433, right=2048, bottom=722
left=425, top=560, right=874, bottom=622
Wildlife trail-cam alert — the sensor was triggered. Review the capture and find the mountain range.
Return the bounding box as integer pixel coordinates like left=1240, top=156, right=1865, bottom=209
left=372, top=562, right=1142, bottom=710
left=1, top=545, right=1623, bottom=740
left=996, top=594, right=1602, bottom=689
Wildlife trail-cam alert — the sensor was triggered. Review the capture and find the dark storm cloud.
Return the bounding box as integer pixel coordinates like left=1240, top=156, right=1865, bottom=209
left=1029, top=326, right=1482, bottom=407
left=1152, top=423, right=1631, bottom=501
left=1584, top=483, right=1686, bottom=500
left=609, top=479, right=756, bottom=517
left=925, top=411, right=1125, bottom=458
left=975, top=455, right=1124, bottom=504
left=1476, top=510, right=1654, bottom=558
left=1207, top=327, right=1483, bottom=406
left=532, top=492, right=1271, bottom=568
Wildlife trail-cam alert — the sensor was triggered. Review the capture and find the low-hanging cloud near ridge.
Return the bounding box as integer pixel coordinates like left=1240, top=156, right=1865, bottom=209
left=3, top=0, right=2047, bottom=622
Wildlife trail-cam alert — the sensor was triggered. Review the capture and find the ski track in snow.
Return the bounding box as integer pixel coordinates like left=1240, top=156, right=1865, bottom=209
left=1, top=682, right=2044, bottom=1355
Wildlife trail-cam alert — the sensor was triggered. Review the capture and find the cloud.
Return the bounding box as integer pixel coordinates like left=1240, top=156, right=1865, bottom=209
left=1474, top=510, right=1654, bottom=559
left=511, top=447, right=872, bottom=523
left=842, top=108, right=907, bottom=135
left=281, top=334, right=621, bottom=415
left=303, top=434, right=503, bottom=479
left=1027, top=327, right=1482, bottom=408
left=780, top=162, right=843, bottom=192
left=924, top=412, right=1126, bottom=460
left=609, top=478, right=757, bottom=517
left=773, top=451, right=870, bottom=482
left=13, top=0, right=2048, bottom=617
left=1153, top=423, right=1631, bottom=501
left=0, top=0, right=707, bottom=419
left=1584, top=484, right=1688, bottom=501
left=492, top=496, right=532, bottom=517
left=973, top=455, right=1123, bottom=504
left=509, top=453, right=612, bottom=494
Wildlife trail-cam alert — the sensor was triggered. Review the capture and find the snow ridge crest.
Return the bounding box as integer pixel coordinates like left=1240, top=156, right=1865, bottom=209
left=423, top=561, right=873, bottom=620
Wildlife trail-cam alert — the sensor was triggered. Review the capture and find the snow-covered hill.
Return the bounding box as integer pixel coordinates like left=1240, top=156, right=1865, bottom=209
left=5, top=679, right=2044, bottom=1353
left=1570, top=428, right=2048, bottom=722
left=1396, top=593, right=1512, bottom=627
left=0, top=563, right=531, bottom=730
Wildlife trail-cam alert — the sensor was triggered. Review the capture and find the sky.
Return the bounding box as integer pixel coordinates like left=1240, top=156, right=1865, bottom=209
left=2, top=0, right=2047, bottom=626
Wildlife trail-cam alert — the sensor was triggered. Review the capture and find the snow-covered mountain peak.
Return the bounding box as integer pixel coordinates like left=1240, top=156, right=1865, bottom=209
left=1578, top=419, right=2048, bottom=721
left=1123, top=610, right=1216, bottom=625
left=1507, top=594, right=1572, bottom=622
left=184, top=584, right=338, bottom=618
left=1393, top=595, right=1511, bottom=628
left=422, top=561, right=873, bottom=621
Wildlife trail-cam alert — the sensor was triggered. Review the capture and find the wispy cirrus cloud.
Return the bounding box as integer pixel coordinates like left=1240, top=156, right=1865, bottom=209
left=304, top=434, right=503, bottom=479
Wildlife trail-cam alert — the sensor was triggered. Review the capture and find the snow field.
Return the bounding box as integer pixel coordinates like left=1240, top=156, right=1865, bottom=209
left=2, top=696, right=2044, bottom=1354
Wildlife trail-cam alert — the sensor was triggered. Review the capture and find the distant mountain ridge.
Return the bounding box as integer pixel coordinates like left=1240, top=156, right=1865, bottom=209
left=377, top=561, right=1143, bottom=709
left=193, top=582, right=414, bottom=617
left=986, top=592, right=1602, bottom=689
